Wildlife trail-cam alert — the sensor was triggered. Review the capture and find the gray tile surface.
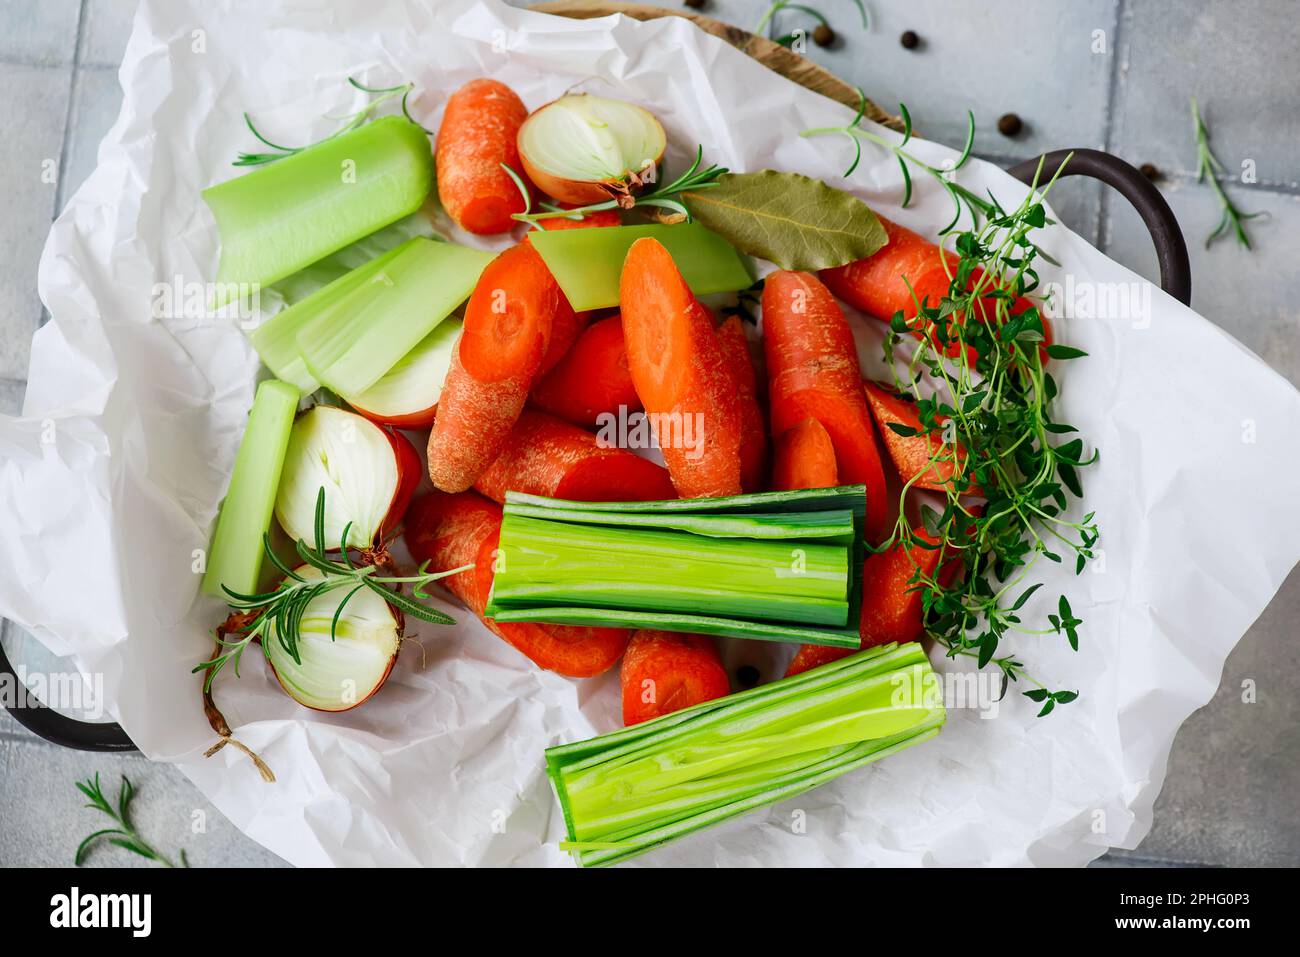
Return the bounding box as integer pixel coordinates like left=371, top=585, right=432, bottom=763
left=0, top=377, right=25, bottom=416
left=2, top=0, right=1299, bottom=869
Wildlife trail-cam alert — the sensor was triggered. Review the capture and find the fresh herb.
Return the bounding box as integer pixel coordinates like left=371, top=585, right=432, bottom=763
left=802, top=89, right=1001, bottom=235
left=1191, top=97, right=1263, bottom=249
left=680, top=169, right=888, bottom=270
left=505, top=146, right=726, bottom=227
left=75, top=774, right=187, bottom=868
left=756, top=0, right=869, bottom=48
left=194, top=487, right=466, bottom=691
left=875, top=156, right=1098, bottom=713
left=234, top=77, right=430, bottom=167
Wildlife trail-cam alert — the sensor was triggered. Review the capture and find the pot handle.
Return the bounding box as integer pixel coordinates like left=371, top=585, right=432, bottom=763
left=0, top=634, right=136, bottom=752
left=1006, top=148, right=1192, bottom=306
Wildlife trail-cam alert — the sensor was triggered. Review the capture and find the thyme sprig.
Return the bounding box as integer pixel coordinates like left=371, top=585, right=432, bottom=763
left=75, top=774, right=188, bottom=868
left=876, top=156, right=1099, bottom=713
left=194, top=487, right=467, bottom=691
left=234, top=77, right=429, bottom=167
left=1191, top=97, right=1263, bottom=249
left=802, top=89, right=1000, bottom=235
left=505, top=146, right=726, bottom=228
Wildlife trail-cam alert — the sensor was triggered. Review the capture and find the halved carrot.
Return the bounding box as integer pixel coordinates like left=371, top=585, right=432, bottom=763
left=761, top=270, right=887, bottom=538
left=620, top=238, right=741, bottom=499
left=474, top=409, right=675, bottom=504
left=435, top=78, right=531, bottom=235
left=404, top=491, right=630, bottom=677
left=530, top=314, right=642, bottom=428
left=620, top=630, right=731, bottom=726
left=714, top=312, right=768, bottom=493
left=863, top=380, right=973, bottom=493
left=785, top=529, right=948, bottom=677
left=771, top=417, right=839, bottom=492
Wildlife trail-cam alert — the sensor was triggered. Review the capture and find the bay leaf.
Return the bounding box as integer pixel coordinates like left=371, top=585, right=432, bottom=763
left=681, top=170, right=888, bottom=271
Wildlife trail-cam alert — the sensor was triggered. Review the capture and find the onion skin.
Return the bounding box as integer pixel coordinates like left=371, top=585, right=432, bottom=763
left=353, top=401, right=438, bottom=431
left=380, top=427, right=423, bottom=538
left=517, top=97, right=666, bottom=206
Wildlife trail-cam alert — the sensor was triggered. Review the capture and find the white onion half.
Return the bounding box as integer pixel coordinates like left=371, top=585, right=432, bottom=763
left=343, top=318, right=461, bottom=429
left=518, top=94, right=667, bottom=205
left=274, top=405, right=400, bottom=549
left=263, top=565, right=401, bottom=712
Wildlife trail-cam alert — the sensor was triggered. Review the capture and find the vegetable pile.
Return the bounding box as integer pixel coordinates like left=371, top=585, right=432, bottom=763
left=196, top=71, right=1096, bottom=862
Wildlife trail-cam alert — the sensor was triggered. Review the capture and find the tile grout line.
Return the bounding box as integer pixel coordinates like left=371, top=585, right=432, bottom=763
left=1095, top=0, right=1128, bottom=252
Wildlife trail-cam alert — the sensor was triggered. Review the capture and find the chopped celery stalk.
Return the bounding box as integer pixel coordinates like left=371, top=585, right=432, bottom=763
left=527, top=222, right=755, bottom=311
left=248, top=241, right=410, bottom=396
left=339, top=318, right=461, bottom=418
left=546, top=642, right=946, bottom=867
left=297, top=237, right=493, bottom=397
left=202, top=379, right=300, bottom=597
left=486, top=489, right=867, bottom=644
left=202, top=116, right=433, bottom=302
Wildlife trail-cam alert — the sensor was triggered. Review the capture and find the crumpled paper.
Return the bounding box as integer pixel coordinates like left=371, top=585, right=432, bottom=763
left=2, top=0, right=1298, bottom=867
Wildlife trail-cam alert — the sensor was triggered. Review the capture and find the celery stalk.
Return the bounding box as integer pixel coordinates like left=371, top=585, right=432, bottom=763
left=546, top=642, right=946, bottom=867
left=202, top=116, right=433, bottom=301
left=202, top=379, right=299, bottom=597
left=527, top=222, right=755, bottom=311
left=297, top=237, right=493, bottom=397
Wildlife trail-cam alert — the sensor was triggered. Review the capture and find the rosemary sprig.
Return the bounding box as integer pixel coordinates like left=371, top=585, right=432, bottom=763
left=193, top=487, right=467, bottom=690
left=802, top=89, right=1000, bottom=235
left=875, top=156, right=1098, bottom=714
left=1191, top=97, right=1263, bottom=249
left=234, top=76, right=430, bottom=167
left=75, top=774, right=187, bottom=868
left=505, top=145, right=727, bottom=227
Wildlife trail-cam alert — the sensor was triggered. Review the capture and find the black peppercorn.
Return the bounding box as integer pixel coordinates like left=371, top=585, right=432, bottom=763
left=812, top=23, right=835, bottom=47
left=900, top=30, right=920, bottom=49
left=1139, top=162, right=1160, bottom=181
left=997, top=112, right=1023, bottom=137
left=736, top=665, right=761, bottom=688
left=683, top=0, right=706, bottom=9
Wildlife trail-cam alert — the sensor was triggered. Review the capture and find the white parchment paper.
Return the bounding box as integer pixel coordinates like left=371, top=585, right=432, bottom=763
left=3, top=0, right=1298, bottom=867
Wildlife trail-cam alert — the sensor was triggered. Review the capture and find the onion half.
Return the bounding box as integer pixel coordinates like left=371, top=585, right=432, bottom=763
left=262, top=565, right=401, bottom=711
left=518, top=94, right=667, bottom=205
left=343, top=319, right=461, bottom=429
left=274, top=405, right=419, bottom=550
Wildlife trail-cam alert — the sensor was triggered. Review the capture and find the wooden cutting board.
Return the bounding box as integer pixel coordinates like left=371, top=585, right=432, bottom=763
left=528, top=1, right=904, bottom=131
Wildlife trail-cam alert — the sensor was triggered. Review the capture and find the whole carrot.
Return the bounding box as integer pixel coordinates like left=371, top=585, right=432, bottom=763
left=761, top=269, right=887, bottom=538
left=537, top=207, right=622, bottom=231
left=428, top=242, right=561, bottom=492
left=621, top=238, right=741, bottom=498
left=405, top=491, right=630, bottom=677
left=771, top=417, right=838, bottom=491
left=474, top=410, right=675, bottom=504
left=621, top=630, right=731, bottom=726
left=436, top=78, right=531, bottom=235
left=713, top=312, right=768, bottom=493
left=534, top=209, right=616, bottom=373
left=530, top=314, right=642, bottom=429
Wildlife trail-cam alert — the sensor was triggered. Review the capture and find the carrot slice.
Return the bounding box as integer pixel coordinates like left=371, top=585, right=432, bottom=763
left=620, top=630, right=731, bottom=726
left=863, top=380, right=973, bottom=493
left=620, top=238, right=741, bottom=498
left=435, top=78, right=531, bottom=235
left=714, top=313, right=768, bottom=492
left=761, top=270, right=887, bottom=538
left=458, top=241, right=559, bottom=384
left=530, top=314, right=642, bottom=429
left=474, top=409, right=675, bottom=504
left=785, top=530, right=947, bottom=677
left=404, top=491, right=630, bottom=677
left=771, top=418, right=838, bottom=491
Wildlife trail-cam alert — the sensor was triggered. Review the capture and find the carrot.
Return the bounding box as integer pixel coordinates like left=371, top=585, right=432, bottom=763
left=530, top=314, right=642, bottom=429
left=536, top=296, right=587, bottom=379
left=785, top=529, right=948, bottom=678
left=428, top=242, right=563, bottom=492
left=620, top=630, right=731, bottom=726
left=620, top=238, right=742, bottom=498
left=820, top=215, right=1053, bottom=362
left=761, top=270, right=887, bottom=538
left=713, top=313, right=768, bottom=492
left=404, top=491, right=630, bottom=677
left=771, top=417, right=839, bottom=491
left=538, top=208, right=622, bottom=230
left=474, top=409, right=675, bottom=504
left=435, top=78, right=531, bottom=235
left=863, top=380, right=973, bottom=493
